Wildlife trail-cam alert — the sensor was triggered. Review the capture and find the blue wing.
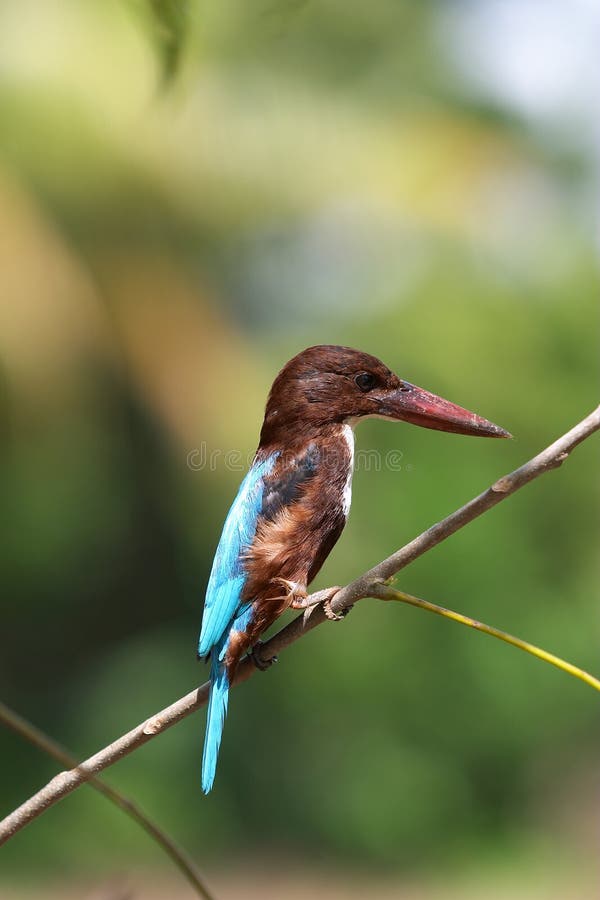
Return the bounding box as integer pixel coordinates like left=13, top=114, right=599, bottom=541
left=198, top=452, right=278, bottom=657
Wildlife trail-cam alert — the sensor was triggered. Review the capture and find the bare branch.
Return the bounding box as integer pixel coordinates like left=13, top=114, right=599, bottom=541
left=0, top=702, right=215, bottom=900
left=1, top=404, right=598, bottom=846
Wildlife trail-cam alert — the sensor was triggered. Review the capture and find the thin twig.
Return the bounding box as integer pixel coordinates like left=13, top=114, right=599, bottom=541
left=1, top=404, right=598, bottom=846
left=0, top=703, right=215, bottom=900
left=371, top=585, right=600, bottom=693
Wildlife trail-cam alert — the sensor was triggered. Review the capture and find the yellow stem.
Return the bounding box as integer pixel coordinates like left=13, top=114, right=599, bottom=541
left=374, top=585, right=600, bottom=693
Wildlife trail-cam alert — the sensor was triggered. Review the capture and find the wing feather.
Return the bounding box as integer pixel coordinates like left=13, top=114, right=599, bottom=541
left=198, top=452, right=278, bottom=656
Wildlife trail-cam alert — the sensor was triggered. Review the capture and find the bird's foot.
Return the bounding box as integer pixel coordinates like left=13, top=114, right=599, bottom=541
left=250, top=641, right=277, bottom=671
left=273, top=577, right=309, bottom=609
left=323, top=601, right=349, bottom=621
left=314, top=586, right=350, bottom=621
left=289, top=585, right=349, bottom=621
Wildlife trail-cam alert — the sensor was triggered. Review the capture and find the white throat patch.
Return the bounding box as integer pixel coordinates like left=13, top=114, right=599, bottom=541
left=341, top=424, right=355, bottom=518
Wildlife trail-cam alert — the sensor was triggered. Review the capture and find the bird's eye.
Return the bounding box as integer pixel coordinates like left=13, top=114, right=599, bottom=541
left=355, top=372, right=377, bottom=392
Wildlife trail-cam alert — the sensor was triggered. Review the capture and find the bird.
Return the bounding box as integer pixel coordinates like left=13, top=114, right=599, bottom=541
left=197, top=345, right=510, bottom=792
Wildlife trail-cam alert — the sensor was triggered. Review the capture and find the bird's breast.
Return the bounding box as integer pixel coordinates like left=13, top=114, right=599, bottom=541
left=243, top=426, right=355, bottom=594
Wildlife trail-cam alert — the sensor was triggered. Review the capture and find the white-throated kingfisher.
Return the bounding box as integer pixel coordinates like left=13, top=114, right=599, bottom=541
left=198, top=345, right=510, bottom=792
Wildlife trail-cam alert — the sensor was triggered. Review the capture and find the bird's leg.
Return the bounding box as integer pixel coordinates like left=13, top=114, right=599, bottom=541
left=250, top=641, right=277, bottom=671
left=271, top=577, right=349, bottom=623
left=288, top=585, right=350, bottom=622
left=272, top=577, right=309, bottom=610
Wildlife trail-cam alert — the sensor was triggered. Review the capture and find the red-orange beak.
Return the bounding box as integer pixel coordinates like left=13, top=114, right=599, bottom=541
left=377, top=382, right=511, bottom=438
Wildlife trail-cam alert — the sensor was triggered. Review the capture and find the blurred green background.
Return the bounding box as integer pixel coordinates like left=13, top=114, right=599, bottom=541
left=1, top=0, right=599, bottom=897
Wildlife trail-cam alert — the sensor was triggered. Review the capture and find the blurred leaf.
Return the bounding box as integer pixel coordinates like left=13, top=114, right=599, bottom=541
left=142, top=0, right=191, bottom=82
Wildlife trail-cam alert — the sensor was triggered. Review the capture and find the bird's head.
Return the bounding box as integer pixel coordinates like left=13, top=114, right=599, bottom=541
left=259, top=345, right=510, bottom=446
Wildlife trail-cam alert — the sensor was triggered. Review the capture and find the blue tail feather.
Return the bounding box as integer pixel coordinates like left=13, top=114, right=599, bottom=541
left=201, top=603, right=254, bottom=793
left=202, top=647, right=229, bottom=794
